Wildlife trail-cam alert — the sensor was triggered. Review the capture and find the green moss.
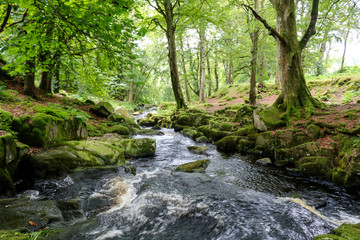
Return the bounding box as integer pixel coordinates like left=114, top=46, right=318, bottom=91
left=0, top=109, right=13, bottom=127
left=259, top=107, right=286, bottom=130
left=306, top=124, right=321, bottom=139
left=175, top=159, right=210, bottom=173
left=0, top=168, right=15, bottom=196
left=314, top=223, right=360, bottom=240
left=294, top=156, right=332, bottom=177
left=187, top=146, right=208, bottom=154
left=0, top=230, right=29, bottom=240
left=119, top=138, right=156, bottom=158
left=230, top=126, right=256, bottom=136
left=236, top=139, right=256, bottom=154
left=219, top=122, right=233, bottom=131
left=108, top=125, right=130, bottom=135
left=215, top=136, right=241, bottom=153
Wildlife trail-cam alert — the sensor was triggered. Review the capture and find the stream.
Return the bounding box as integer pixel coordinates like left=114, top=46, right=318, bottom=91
left=16, top=111, right=360, bottom=240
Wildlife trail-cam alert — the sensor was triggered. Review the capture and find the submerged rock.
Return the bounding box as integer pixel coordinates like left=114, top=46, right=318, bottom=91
left=175, top=159, right=210, bottom=173
left=256, top=158, right=272, bottom=165
left=117, top=138, right=156, bottom=158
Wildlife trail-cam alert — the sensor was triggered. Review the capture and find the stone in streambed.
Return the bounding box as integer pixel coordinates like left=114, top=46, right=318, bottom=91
left=314, top=223, right=360, bottom=240
left=175, top=159, right=210, bottom=173
left=256, top=158, right=272, bottom=165
left=187, top=146, right=208, bottom=154
left=90, top=102, right=114, bottom=117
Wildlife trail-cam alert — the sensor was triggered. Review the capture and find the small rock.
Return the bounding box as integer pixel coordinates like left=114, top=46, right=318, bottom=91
left=256, top=158, right=272, bottom=165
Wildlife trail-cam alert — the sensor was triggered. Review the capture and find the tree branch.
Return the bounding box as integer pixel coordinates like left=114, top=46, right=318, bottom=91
left=299, top=0, right=319, bottom=50
left=0, top=3, right=12, bottom=33
left=243, top=4, right=286, bottom=45
left=7, top=9, right=28, bottom=28
left=152, top=18, right=166, bottom=32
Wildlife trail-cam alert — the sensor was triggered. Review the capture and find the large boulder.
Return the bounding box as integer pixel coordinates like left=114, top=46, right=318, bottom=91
left=0, top=134, right=29, bottom=196
left=90, top=102, right=114, bottom=118
left=215, top=136, right=242, bottom=153
left=175, top=159, right=210, bottom=173
left=119, top=138, right=156, bottom=158
left=31, top=140, right=125, bottom=178
left=274, top=130, right=312, bottom=149
left=253, top=131, right=275, bottom=158
left=0, top=109, right=13, bottom=126
left=12, top=113, right=88, bottom=147
left=253, top=107, right=286, bottom=132
left=114, top=106, right=130, bottom=118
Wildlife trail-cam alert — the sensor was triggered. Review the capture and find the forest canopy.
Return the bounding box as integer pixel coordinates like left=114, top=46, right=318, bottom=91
left=0, top=0, right=359, bottom=109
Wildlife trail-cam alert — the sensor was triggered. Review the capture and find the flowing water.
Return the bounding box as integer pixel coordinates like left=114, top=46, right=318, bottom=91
left=21, top=111, right=360, bottom=240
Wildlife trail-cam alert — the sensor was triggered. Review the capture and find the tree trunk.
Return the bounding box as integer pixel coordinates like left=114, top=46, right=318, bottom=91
left=24, top=59, right=36, bottom=97
left=207, top=54, right=212, bottom=97
left=155, top=0, right=186, bottom=109
left=275, top=14, right=281, bottom=89
left=340, top=28, right=350, bottom=72
left=179, top=38, right=190, bottom=102
left=249, top=0, right=259, bottom=106
left=230, top=60, right=234, bottom=84
left=199, top=28, right=206, bottom=102
left=128, top=80, right=134, bottom=104
left=269, top=0, right=321, bottom=119
left=214, top=57, right=219, bottom=92
left=224, top=60, right=230, bottom=85
left=54, top=58, right=60, bottom=93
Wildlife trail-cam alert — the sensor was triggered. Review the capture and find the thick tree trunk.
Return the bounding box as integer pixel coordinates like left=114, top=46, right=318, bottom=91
left=207, top=54, right=212, bottom=97
left=224, top=60, right=230, bottom=85
left=270, top=0, right=321, bottom=119
left=163, top=0, right=186, bottom=109
left=249, top=0, right=259, bottom=106
left=24, top=59, right=36, bottom=97
left=230, top=60, right=234, bottom=84
left=199, top=28, right=206, bottom=102
left=275, top=15, right=281, bottom=88
left=179, top=38, right=190, bottom=102
left=214, top=57, right=219, bottom=92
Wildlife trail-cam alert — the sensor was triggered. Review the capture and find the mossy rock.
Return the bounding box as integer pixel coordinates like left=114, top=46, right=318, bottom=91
left=197, top=126, right=227, bottom=142
left=134, top=129, right=165, bottom=136
left=253, top=131, right=275, bottom=157
left=108, top=125, right=130, bottom=135
left=31, top=140, right=125, bottom=178
left=314, top=223, right=360, bottom=240
left=219, top=122, right=233, bottom=131
left=174, top=112, right=213, bottom=127
left=181, top=127, right=201, bottom=140
left=254, top=107, right=286, bottom=131
left=137, top=118, right=157, bottom=127
left=175, top=159, right=210, bottom=173
left=232, top=104, right=255, bottom=123
left=114, top=106, right=130, bottom=118
left=294, top=156, right=332, bottom=177
left=236, top=139, right=256, bottom=154
left=224, top=109, right=238, bottom=118
left=0, top=230, right=29, bottom=240
left=196, top=136, right=210, bottom=143
left=215, top=136, right=242, bottom=153
left=107, top=114, right=126, bottom=123
left=0, top=168, right=15, bottom=196
left=90, top=102, right=114, bottom=117
left=12, top=113, right=87, bottom=147
left=274, top=130, right=312, bottom=149
left=187, top=146, right=208, bottom=154
left=0, top=197, right=63, bottom=231
left=230, top=126, right=256, bottom=136
left=120, top=138, right=156, bottom=158
left=306, top=124, right=321, bottom=140
left=0, top=109, right=13, bottom=127
left=275, top=142, right=335, bottom=162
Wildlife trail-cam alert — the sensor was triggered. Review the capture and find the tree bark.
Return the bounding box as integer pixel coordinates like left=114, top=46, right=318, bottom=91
left=247, top=0, right=320, bottom=118
left=24, top=59, right=36, bottom=97
left=179, top=37, right=190, bottom=102
left=340, top=28, right=350, bottom=72
left=249, top=0, right=259, bottom=106
left=214, top=57, right=219, bottom=92
left=199, top=28, right=206, bottom=102
left=148, top=0, right=186, bottom=109
left=54, top=58, right=61, bottom=93
left=128, top=80, right=134, bottom=104
left=270, top=0, right=321, bottom=118
left=207, top=54, right=212, bottom=97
